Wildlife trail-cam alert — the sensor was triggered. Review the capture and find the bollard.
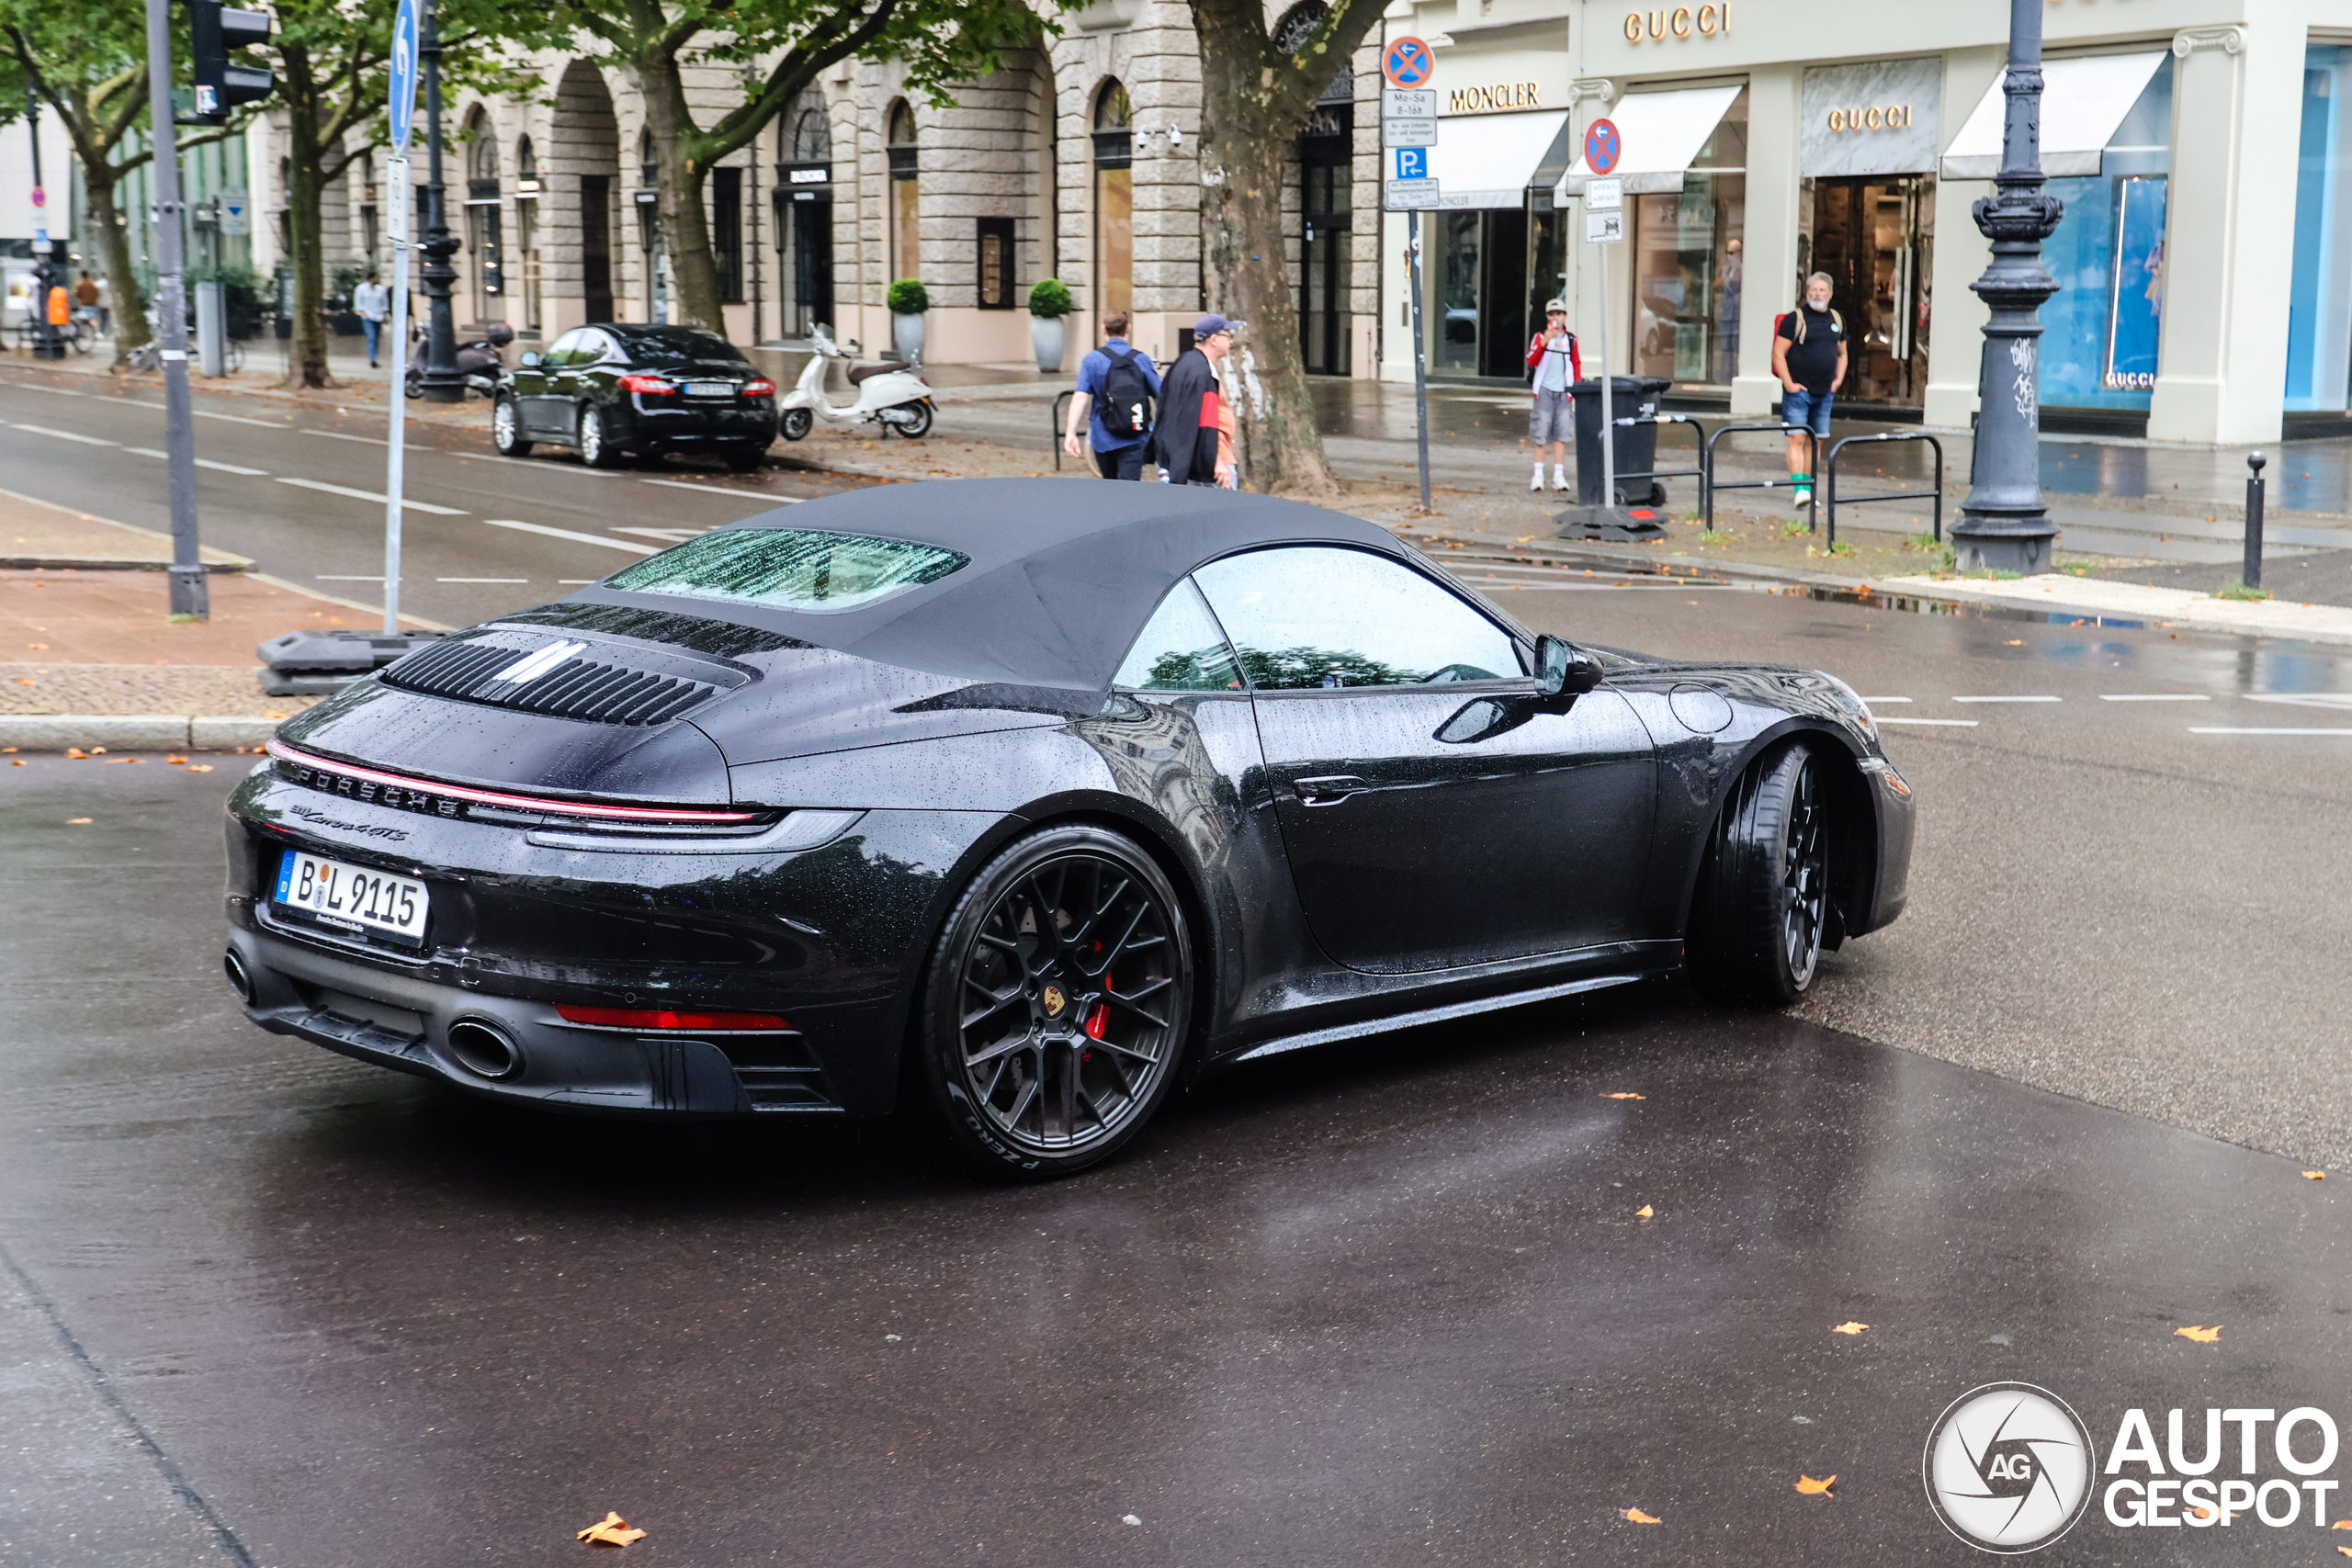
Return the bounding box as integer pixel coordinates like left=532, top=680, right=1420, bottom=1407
left=2244, top=451, right=2267, bottom=591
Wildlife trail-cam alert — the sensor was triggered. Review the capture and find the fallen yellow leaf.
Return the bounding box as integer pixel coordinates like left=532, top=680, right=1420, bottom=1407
left=577, top=1512, right=647, bottom=1547
left=2333, top=1517, right=2351, bottom=1529
left=2306, top=1171, right=2327, bottom=1180
left=2337, top=1547, right=2350, bottom=1559
left=2176, top=1325, right=2222, bottom=1343
left=187, top=763, right=214, bottom=773
left=167, top=755, right=187, bottom=764
left=1600, top=1092, right=1645, bottom=1100
left=7, top=759, right=21, bottom=766
left=1621, top=1506, right=1661, bottom=1524
left=65, top=818, right=91, bottom=825
left=1635, top=1205, right=1654, bottom=1218
left=64, top=748, right=86, bottom=759
left=1832, top=1321, right=1869, bottom=1335
left=1794, top=1474, right=1836, bottom=1496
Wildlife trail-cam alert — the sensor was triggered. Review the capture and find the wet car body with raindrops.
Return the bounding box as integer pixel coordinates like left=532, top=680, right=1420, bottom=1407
left=220, top=479, right=1913, bottom=1174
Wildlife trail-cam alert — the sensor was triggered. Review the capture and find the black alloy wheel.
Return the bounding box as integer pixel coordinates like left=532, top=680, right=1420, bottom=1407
left=918, top=825, right=1193, bottom=1176
left=781, top=407, right=812, bottom=441
left=492, top=395, right=531, bottom=457
left=578, top=404, right=623, bottom=468
left=1687, top=742, right=1833, bottom=1006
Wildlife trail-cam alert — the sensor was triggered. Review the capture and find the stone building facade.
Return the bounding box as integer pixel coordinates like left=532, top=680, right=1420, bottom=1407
left=243, top=0, right=1385, bottom=378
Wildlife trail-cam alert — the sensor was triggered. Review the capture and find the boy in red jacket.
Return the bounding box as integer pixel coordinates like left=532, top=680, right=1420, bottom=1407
left=1526, top=300, right=1582, bottom=491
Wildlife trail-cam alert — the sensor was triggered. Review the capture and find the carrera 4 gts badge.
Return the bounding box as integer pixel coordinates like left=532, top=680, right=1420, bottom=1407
left=288, top=805, right=411, bottom=841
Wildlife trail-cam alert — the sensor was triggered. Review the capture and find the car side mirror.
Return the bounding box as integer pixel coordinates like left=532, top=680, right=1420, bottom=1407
left=1535, top=635, right=1604, bottom=699
left=518, top=350, right=540, bottom=368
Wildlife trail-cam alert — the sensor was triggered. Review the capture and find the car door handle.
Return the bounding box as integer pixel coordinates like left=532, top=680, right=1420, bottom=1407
left=1294, top=774, right=1368, bottom=807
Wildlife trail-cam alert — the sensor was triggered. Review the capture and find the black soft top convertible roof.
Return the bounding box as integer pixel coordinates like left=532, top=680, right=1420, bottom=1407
left=575, top=479, right=1441, bottom=689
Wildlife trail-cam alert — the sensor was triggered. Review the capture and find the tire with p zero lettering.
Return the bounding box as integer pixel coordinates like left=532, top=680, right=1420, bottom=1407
left=1687, top=741, right=1833, bottom=1006
left=916, top=825, right=1193, bottom=1177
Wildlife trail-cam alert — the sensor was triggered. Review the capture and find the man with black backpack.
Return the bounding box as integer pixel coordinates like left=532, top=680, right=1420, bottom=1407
left=1064, top=311, right=1164, bottom=479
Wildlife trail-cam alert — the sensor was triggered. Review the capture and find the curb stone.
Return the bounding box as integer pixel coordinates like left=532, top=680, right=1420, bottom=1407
left=0, top=715, right=280, bottom=750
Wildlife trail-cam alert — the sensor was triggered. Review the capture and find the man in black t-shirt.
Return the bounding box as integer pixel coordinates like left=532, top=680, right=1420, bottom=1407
left=1771, top=271, right=1848, bottom=508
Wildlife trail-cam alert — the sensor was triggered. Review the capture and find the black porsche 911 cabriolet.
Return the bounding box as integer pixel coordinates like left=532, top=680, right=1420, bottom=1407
left=222, top=480, right=1912, bottom=1175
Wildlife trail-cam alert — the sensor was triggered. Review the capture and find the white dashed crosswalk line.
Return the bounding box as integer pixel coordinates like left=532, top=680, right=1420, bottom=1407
left=2099, top=694, right=2209, bottom=702
left=1952, top=694, right=2060, bottom=704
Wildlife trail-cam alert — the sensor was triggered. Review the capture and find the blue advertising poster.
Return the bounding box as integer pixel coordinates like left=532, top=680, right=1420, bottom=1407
left=2102, top=177, right=2165, bottom=391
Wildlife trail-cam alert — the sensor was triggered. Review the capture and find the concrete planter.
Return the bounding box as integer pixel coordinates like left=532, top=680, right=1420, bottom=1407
left=1030, top=314, right=1067, bottom=373
left=891, top=312, right=926, bottom=364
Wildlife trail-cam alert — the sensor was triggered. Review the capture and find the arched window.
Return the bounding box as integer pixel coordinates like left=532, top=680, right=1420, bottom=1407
left=463, top=108, right=503, bottom=317
left=515, top=136, right=537, bottom=190
left=792, top=105, right=831, bottom=164
left=1272, top=2, right=1353, bottom=106
left=887, top=101, right=920, bottom=284
left=1092, top=82, right=1132, bottom=321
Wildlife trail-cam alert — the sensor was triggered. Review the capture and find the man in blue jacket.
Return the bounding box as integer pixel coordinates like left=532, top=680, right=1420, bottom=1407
left=1062, top=311, right=1164, bottom=479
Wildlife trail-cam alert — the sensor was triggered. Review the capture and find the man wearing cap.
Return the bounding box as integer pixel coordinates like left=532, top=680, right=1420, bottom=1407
left=1525, top=300, right=1581, bottom=492
left=1151, top=314, right=1239, bottom=488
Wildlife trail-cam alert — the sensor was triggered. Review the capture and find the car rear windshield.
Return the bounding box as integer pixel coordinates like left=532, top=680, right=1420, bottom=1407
left=613, top=328, right=750, bottom=367
left=604, top=528, right=969, bottom=613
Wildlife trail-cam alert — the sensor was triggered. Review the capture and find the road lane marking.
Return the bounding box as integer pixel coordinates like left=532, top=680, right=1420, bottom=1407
left=1951, top=694, right=2060, bottom=704
left=125, top=446, right=269, bottom=475
left=277, top=477, right=469, bottom=514
left=437, top=577, right=528, bottom=583
left=317, top=575, right=387, bottom=581
left=0, top=384, right=286, bottom=424
left=193, top=409, right=294, bottom=427
left=1875, top=717, right=1979, bottom=727
left=2245, top=693, right=2352, bottom=708
left=2099, top=694, right=2210, bottom=702
left=639, top=478, right=801, bottom=501
left=2188, top=727, right=2352, bottom=735
left=558, top=579, right=603, bottom=584
left=482, top=518, right=660, bottom=554
left=300, top=429, right=424, bottom=448
left=8, top=422, right=117, bottom=446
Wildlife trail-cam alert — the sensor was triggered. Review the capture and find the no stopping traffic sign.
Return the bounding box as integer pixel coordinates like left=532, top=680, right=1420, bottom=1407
left=1383, top=37, right=1434, bottom=89
left=1583, top=118, right=1622, bottom=176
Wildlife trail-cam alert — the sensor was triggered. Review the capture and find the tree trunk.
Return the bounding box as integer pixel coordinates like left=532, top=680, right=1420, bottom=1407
left=281, top=50, right=336, bottom=387
left=634, top=51, right=724, bottom=333
left=1191, top=0, right=1359, bottom=498
left=79, top=149, right=151, bottom=363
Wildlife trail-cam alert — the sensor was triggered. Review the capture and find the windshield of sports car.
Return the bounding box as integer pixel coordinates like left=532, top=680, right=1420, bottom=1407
left=605, top=528, right=969, bottom=612
left=611, top=327, right=752, bottom=367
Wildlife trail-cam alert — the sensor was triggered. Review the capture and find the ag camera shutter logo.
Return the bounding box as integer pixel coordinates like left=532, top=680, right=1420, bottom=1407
left=1923, top=1383, right=2097, bottom=1553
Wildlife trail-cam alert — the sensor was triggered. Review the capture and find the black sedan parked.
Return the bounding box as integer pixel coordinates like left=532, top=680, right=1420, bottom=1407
left=492, top=323, right=777, bottom=470
left=221, top=480, right=1913, bottom=1177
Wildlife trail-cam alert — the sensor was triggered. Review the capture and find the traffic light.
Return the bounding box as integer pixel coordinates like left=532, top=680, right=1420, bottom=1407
left=188, top=0, right=274, bottom=124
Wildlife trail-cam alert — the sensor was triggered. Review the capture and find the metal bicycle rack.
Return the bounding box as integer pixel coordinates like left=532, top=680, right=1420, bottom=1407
left=1824, top=431, right=1945, bottom=549
left=1605, top=412, right=1709, bottom=512
left=1701, top=423, right=1820, bottom=534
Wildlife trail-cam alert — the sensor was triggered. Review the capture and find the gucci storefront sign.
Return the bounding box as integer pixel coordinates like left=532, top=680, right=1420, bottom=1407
left=1802, top=58, right=1941, bottom=177
left=1623, top=5, right=1728, bottom=41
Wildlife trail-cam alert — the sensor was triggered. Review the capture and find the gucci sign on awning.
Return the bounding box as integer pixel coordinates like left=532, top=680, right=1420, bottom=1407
left=1802, top=58, right=1942, bottom=177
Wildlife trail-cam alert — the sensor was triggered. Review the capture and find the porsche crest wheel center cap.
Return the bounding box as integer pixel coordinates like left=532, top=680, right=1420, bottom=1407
left=1041, top=984, right=1068, bottom=1018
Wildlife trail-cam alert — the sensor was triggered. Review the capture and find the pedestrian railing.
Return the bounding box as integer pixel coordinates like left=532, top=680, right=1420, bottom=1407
left=1605, top=412, right=1708, bottom=511
left=1702, top=423, right=1820, bottom=534
left=1824, top=432, right=1944, bottom=549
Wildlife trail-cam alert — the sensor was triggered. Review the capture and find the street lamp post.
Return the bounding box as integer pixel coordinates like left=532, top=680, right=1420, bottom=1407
left=414, top=0, right=464, bottom=401
left=1951, top=0, right=2066, bottom=576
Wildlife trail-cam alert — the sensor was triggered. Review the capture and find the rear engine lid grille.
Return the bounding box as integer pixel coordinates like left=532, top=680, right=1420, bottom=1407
left=381, top=627, right=751, bottom=726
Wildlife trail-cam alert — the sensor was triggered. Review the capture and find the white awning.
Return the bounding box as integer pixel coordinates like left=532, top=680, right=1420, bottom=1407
left=1423, top=110, right=1570, bottom=209
left=1555, top=85, right=1743, bottom=200
left=1940, top=52, right=2168, bottom=179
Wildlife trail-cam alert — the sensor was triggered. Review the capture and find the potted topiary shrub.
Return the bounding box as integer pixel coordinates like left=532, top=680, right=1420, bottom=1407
left=1027, top=277, right=1074, bottom=372
left=887, top=277, right=929, bottom=364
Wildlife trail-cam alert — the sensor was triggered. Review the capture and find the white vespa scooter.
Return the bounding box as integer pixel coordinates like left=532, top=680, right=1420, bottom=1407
left=779, top=324, right=935, bottom=441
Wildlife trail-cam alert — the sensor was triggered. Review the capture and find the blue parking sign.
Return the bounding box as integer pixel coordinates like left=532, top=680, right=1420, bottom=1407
left=1395, top=147, right=1427, bottom=181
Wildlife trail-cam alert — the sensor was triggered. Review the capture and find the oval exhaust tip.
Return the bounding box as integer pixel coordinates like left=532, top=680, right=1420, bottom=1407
left=223, top=949, right=256, bottom=1006
left=447, top=1019, right=524, bottom=1081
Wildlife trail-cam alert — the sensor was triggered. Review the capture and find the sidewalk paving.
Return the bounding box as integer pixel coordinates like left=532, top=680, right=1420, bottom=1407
left=2, top=485, right=251, bottom=571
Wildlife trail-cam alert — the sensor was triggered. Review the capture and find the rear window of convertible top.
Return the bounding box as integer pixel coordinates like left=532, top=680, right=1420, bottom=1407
left=603, top=528, right=969, bottom=613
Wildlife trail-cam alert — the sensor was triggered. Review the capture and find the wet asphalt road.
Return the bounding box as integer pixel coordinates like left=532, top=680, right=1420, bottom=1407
left=6, top=587, right=2352, bottom=1565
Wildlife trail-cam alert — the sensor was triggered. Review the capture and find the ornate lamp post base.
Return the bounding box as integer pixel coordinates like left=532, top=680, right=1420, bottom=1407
left=1953, top=0, right=2064, bottom=578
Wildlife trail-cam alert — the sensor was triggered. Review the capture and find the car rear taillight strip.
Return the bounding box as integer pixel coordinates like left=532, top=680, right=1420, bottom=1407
left=266, top=739, right=762, bottom=823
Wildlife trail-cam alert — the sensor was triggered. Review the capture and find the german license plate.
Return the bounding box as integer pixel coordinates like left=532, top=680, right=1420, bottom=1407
left=273, top=849, right=428, bottom=947
left=685, top=380, right=734, bottom=398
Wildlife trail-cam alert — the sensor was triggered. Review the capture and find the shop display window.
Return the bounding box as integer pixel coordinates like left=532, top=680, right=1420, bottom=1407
left=2041, top=58, right=2173, bottom=412
left=1631, top=90, right=1746, bottom=389
left=2288, top=46, right=2352, bottom=412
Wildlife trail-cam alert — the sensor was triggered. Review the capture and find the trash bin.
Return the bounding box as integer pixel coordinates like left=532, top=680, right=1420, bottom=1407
left=1570, top=376, right=1673, bottom=506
